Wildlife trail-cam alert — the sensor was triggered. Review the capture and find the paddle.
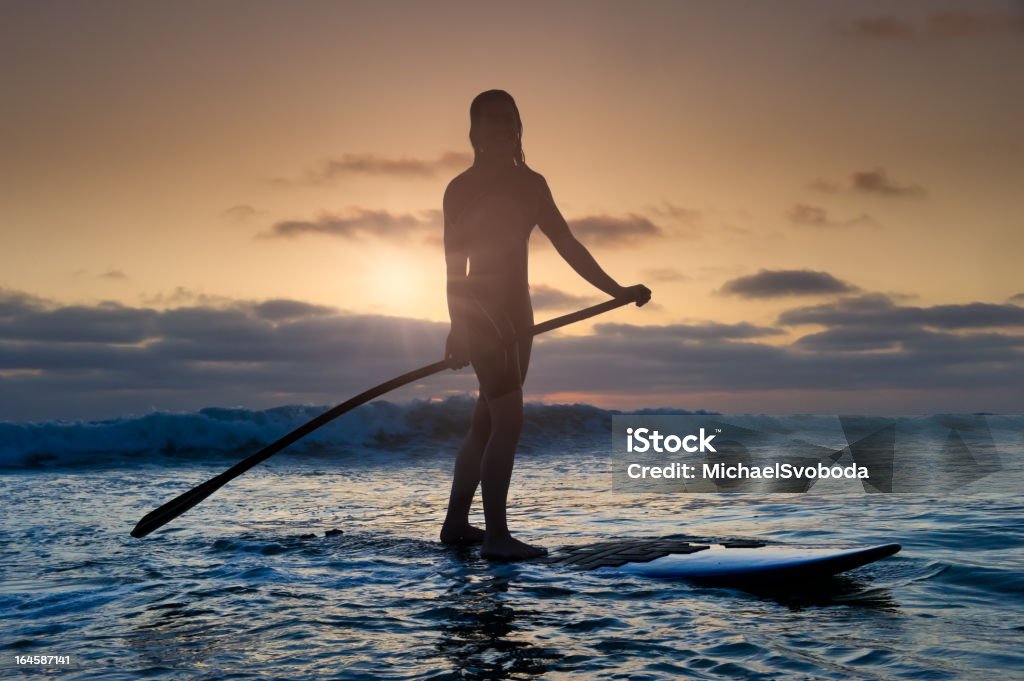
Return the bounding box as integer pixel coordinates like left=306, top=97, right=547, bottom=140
left=131, top=295, right=638, bottom=538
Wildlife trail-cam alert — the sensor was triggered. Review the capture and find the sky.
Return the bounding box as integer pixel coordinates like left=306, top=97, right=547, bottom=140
left=2, top=0, right=1023, bottom=420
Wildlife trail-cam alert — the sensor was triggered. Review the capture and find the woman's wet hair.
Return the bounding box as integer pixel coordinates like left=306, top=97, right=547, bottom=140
left=469, top=90, right=526, bottom=167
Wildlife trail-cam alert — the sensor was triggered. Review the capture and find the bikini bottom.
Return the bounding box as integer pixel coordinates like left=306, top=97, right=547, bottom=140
left=464, top=297, right=533, bottom=400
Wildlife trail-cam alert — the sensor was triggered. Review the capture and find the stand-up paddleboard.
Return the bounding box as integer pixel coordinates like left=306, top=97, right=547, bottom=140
left=539, top=537, right=901, bottom=586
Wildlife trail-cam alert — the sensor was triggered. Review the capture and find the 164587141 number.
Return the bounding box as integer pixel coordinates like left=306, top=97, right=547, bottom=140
left=14, top=655, right=71, bottom=665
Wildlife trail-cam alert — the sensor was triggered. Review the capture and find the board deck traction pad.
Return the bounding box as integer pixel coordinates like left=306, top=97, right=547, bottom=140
left=539, top=536, right=767, bottom=570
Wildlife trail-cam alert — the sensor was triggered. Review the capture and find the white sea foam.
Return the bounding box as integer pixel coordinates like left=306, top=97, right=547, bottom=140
left=2, top=401, right=1016, bottom=470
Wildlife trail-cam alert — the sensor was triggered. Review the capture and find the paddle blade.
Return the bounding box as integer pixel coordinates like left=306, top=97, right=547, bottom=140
left=130, top=475, right=227, bottom=538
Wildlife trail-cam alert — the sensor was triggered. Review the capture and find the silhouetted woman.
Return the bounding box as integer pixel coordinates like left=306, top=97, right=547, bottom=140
left=441, top=90, right=651, bottom=560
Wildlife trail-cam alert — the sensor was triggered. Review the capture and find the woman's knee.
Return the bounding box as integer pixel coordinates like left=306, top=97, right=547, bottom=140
left=487, top=388, right=524, bottom=432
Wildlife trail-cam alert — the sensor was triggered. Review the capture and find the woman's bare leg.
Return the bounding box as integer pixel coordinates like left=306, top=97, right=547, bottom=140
left=440, top=396, right=491, bottom=544
left=478, top=387, right=546, bottom=560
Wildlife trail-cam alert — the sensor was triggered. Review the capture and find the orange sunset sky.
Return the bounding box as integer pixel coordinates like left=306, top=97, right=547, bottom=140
left=2, top=1, right=1023, bottom=420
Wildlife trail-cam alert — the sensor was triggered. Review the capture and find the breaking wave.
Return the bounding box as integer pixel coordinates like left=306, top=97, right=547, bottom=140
left=3, top=400, right=1017, bottom=471
left=0, top=397, right=705, bottom=469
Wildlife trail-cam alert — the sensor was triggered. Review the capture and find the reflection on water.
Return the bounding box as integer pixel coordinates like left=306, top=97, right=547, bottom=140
left=745, top=576, right=899, bottom=612
left=434, top=563, right=561, bottom=680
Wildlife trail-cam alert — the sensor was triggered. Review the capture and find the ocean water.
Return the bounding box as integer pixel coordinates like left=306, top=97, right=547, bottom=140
left=2, top=399, right=1023, bottom=680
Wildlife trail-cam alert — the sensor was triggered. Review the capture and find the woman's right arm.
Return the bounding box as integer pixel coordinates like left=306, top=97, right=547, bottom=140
left=444, top=181, right=471, bottom=367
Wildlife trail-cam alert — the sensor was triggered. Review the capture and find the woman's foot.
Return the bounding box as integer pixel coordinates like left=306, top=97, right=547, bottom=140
left=440, top=523, right=486, bottom=545
left=480, top=534, right=547, bottom=561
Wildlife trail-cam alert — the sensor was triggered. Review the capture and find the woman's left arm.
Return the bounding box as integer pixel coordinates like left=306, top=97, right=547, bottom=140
left=536, top=176, right=651, bottom=306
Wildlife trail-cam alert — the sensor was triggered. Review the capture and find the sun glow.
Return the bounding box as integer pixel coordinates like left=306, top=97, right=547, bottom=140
left=364, top=251, right=446, bottom=319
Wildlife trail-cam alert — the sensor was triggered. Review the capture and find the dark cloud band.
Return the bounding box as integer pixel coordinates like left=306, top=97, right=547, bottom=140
left=2, top=287, right=1021, bottom=420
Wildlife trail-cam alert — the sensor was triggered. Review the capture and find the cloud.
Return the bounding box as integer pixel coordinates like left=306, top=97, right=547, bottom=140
left=807, top=178, right=841, bottom=194
left=529, top=285, right=600, bottom=311
left=808, top=168, right=927, bottom=199
left=0, top=299, right=158, bottom=344
left=2, top=288, right=1023, bottom=419
left=140, top=287, right=237, bottom=309
left=845, top=12, right=1024, bottom=41
left=0, top=290, right=453, bottom=420
left=302, top=151, right=472, bottom=183
left=1009, top=292, right=1024, bottom=305
left=787, top=204, right=875, bottom=229
left=568, top=214, right=664, bottom=246
left=100, top=269, right=128, bottom=280
left=646, top=202, right=702, bottom=223
left=927, top=12, right=1024, bottom=38
left=0, top=288, right=49, bottom=316
left=265, top=208, right=441, bottom=241
left=849, top=16, right=916, bottom=40
left=527, top=317, right=1024, bottom=402
left=253, top=299, right=337, bottom=321
left=793, top=326, right=1024, bottom=354
left=793, top=326, right=911, bottom=352
left=720, top=270, right=860, bottom=299
left=597, top=321, right=783, bottom=341
left=779, top=294, right=1024, bottom=330
left=851, top=168, right=927, bottom=198
left=222, top=205, right=261, bottom=222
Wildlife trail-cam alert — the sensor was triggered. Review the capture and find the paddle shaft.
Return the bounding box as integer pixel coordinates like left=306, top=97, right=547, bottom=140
left=131, top=296, right=635, bottom=538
